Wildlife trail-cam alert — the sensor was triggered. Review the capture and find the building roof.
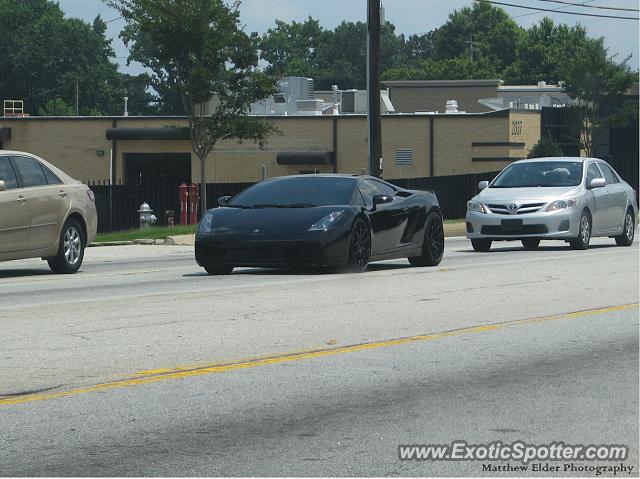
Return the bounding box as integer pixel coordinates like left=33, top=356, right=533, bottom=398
left=382, top=79, right=503, bottom=88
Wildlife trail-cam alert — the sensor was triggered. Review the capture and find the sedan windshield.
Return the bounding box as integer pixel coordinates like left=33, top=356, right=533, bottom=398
left=229, top=176, right=357, bottom=207
left=491, top=161, right=583, bottom=188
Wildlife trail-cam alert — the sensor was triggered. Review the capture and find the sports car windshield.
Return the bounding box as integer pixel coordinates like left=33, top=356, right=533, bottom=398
left=491, top=161, right=583, bottom=188
left=229, top=176, right=357, bottom=207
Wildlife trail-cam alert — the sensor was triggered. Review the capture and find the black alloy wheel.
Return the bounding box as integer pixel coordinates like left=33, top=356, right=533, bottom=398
left=346, top=218, right=371, bottom=272
left=409, top=211, right=444, bottom=267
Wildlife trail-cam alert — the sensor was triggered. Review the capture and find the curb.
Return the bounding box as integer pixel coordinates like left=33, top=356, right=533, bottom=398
left=88, top=241, right=134, bottom=247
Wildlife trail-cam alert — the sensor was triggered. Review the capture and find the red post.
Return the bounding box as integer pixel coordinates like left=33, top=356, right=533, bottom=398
left=179, top=183, right=189, bottom=226
left=189, top=183, right=200, bottom=225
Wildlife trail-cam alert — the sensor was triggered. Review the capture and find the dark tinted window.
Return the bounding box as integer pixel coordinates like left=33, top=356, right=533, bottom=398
left=365, top=179, right=396, bottom=196
left=229, top=176, right=357, bottom=207
left=12, top=156, right=47, bottom=187
left=598, top=163, right=619, bottom=184
left=586, top=163, right=603, bottom=185
left=0, top=156, right=18, bottom=189
left=43, top=166, right=61, bottom=185
left=492, top=161, right=583, bottom=188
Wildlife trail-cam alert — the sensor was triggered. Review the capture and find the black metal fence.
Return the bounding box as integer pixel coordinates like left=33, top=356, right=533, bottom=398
left=389, top=171, right=500, bottom=219
left=89, top=172, right=500, bottom=233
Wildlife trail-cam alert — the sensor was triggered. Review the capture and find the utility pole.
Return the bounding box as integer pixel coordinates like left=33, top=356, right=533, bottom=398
left=367, top=0, right=382, bottom=178
left=75, top=77, right=79, bottom=116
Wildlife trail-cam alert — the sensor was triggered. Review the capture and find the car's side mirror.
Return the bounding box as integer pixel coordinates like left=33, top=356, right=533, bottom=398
left=373, top=194, right=394, bottom=206
left=218, top=195, right=231, bottom=206
left=0, top=180, right=5, bottom=192
left=478, top=181, right=489, bottom=191
left=589, top=178, right=606, bottom=189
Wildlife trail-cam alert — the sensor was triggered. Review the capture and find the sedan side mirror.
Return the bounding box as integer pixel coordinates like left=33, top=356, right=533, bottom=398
left=589, top=178, right=606, bottom=189
left=373, top=194, right=394, bottom=206
left=0, top=180, right=5, bottom=192
left=478, top=181, right=489, bottom=191
left=218, top=195, right=232, bottom=207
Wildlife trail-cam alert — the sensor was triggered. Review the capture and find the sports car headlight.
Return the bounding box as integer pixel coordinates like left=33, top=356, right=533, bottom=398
left=467, top=201, right=486, bottom=214
left=308, top=210, right=345, bottom=231
left=197, top=212, right=214, bottom=234
left=546, top=198, right=578, bottom=212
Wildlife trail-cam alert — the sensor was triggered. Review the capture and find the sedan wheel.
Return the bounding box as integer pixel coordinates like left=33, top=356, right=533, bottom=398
left=615, top=210, right=635, bottom=246
left=204, top=264, right=234, bottom=275
left=409, top=211, right=444, bottom=267
left=570, top=212, right=591, bottom=250
left=48, top=218, right=85, bottom=274
left=521, top=238, right=540, bottom=250
left=471, top=238, right=492, bottom=252
left=345, top=218, right=371, bottom=272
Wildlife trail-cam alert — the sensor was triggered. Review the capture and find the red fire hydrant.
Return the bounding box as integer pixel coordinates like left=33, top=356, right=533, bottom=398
left=179, top=183, right=189, bottom=226
left=189, top=183, right=200, bottom=225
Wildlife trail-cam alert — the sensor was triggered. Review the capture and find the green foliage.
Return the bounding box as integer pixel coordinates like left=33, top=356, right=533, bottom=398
left=562, top=38, right=637, bottom=156
left=0, top=0, right=153, bottom=115
left=38, top=98, right=76, bottom=116
left=383, top=56, right=498, bottom=82
left=107, top=0, right=277, bottom=209
left=527, top=134, right=564, bottom=158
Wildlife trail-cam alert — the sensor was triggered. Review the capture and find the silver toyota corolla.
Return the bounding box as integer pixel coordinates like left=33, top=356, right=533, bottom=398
left=466, top=157, right=637, bottom=251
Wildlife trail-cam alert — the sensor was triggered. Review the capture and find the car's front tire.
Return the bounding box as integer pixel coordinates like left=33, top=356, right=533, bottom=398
left=408, top=211, right=444, bottom=267
left=615, top=208, right=635, bottom=246
left=522, top=238, right=540, bottom=250
left=570, top=211, right=591, bottom=250
left=471, top=238, right=492, bottom=252
left=344, top=218, right=371, bottom=273
left=203, top=264, right=234, bottom=275
left=48, top=218, right=85, bottom=274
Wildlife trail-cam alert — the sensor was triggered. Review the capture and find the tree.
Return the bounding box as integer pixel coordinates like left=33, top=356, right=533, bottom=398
left=383, top=55, right=498, bottom=82
left=38, top=98, right=76, bottom=116
left=0, top=0, right=152, bottom=115
left=562, top=38, right=636, bottom=157
left=505, top=18, right=593, bottom=85
left=430, top=2, right=522, bottom=71
left=527, top=134, right=564, bottom=158
left=107, top=0, right=277, bottom=212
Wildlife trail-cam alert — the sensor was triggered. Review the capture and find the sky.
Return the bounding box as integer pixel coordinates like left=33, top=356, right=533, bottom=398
left=57, top=0, right=640, bottom=75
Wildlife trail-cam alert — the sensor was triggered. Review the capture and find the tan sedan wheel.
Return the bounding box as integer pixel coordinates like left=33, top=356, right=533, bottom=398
left=48, top=218, right=85, bottom=274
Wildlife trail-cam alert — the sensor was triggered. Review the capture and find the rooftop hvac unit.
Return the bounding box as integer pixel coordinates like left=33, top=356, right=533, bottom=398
left=295, top=99, right=324, bottom=115
left=341, top=90, right=358, bottom=113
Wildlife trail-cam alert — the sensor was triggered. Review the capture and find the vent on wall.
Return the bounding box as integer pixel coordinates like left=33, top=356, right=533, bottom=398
left=395, top=148, right=413, bottom=166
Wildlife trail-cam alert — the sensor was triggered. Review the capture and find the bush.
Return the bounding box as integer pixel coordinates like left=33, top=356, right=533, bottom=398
left=528, top=134, right=564, bottom=158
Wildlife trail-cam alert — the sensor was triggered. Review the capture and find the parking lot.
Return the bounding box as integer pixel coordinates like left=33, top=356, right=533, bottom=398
left=1, top=237, right=638, bottom=475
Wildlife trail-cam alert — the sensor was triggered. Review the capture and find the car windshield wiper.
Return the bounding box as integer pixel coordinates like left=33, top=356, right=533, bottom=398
left=253, top=203, right=281, bottom=208
left=282, top=203, right=317, bottom=208
left=226, top=204, right=252, bottom=209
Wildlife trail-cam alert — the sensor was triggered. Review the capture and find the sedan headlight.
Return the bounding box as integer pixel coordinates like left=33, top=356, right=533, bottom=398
left=197, top=212, right=214, bottom=234
left=546, top=198, right=578, bottom=212
left=308, top=210, right=344, bottom=231
left=467, top=201, right=486, bottom=214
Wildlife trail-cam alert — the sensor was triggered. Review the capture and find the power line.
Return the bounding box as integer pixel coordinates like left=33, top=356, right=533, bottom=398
left=105, top=16, right=123, bottom=23
left=514, top=0, right=595, bottom=18
left=535, top=0, right=639, bottom=12
left=473, top=0, right=639, bottom=20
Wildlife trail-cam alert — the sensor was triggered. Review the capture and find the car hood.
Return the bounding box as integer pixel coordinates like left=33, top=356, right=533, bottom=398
left=473, top=186, right=582, bottom=203
left=208, top=205, right=350, bottom=236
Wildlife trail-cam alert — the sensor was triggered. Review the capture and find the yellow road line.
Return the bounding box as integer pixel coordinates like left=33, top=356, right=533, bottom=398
left=1, top=303, right=636, bottom=407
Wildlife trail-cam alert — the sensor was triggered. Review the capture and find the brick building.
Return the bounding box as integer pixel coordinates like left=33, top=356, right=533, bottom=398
left=0, top=108, right=540, bottom=185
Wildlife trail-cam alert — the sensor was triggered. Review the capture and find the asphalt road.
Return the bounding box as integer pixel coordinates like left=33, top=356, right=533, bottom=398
left=0, top=237, right=638, bottom=476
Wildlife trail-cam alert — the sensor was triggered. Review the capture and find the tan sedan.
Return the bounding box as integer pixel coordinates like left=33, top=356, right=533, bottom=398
left=0, top=151, right=97, bottom=273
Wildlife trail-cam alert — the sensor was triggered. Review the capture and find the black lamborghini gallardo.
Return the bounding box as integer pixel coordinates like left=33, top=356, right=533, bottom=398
left=195, top=174, right=444, bottom=274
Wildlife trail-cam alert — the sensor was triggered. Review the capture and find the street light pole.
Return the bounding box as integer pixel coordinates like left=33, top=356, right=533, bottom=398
left=367, top=0, right=382, bottom=178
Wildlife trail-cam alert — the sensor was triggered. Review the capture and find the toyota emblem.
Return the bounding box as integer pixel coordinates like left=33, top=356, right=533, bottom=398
left=508, top=203, right=518, bottom=210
